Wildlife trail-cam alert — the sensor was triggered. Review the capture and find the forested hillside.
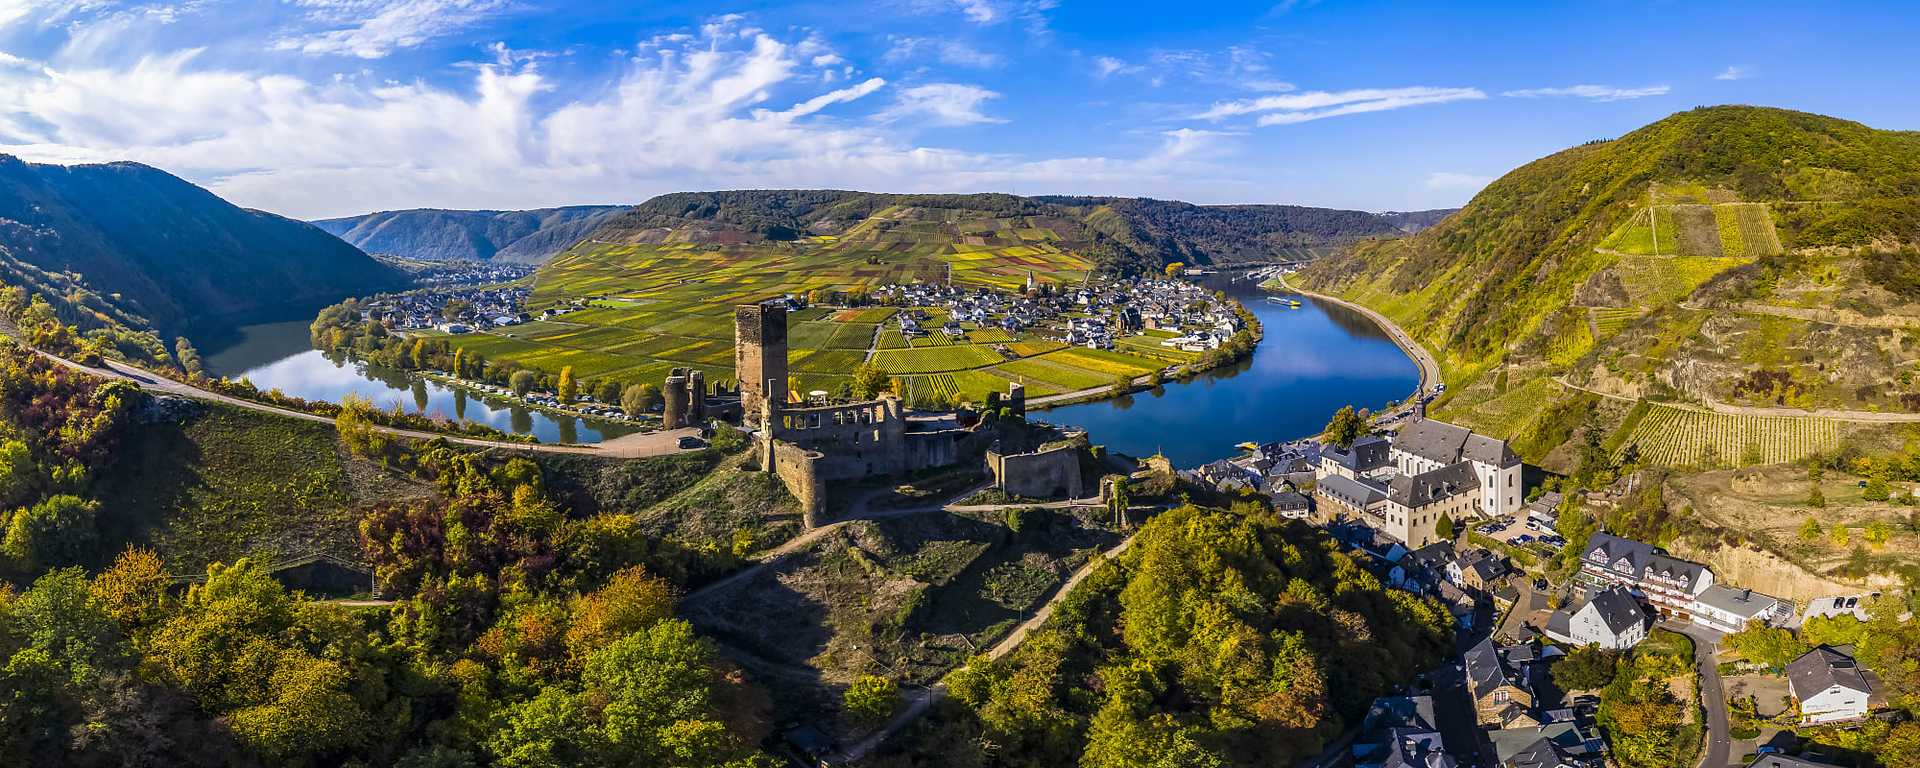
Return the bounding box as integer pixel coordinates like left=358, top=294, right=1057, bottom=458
left=0, top=156, right=403, bottom=338
left=1299, top=106, right=1920, bottom=466
left=874, top=504, right=1453, bottom=768
left=314, top=206, right=627, bottom=264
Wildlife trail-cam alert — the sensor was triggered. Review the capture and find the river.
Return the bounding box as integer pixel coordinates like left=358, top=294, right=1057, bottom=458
left=1036, top=275, right=1419, bottom=465
left=201, top=320, right=642, bottom=444
left=200, top=276, right=1416, bottom=458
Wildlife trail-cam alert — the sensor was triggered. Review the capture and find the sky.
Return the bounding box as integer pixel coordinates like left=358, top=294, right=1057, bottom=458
left=0, top=0, right=1914, bottom=220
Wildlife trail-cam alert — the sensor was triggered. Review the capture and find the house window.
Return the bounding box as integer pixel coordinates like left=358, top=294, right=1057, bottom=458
left=1494, top=690, right=1509, bottom=703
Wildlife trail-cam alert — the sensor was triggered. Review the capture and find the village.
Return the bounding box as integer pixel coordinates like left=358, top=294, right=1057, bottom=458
left=875, top=273, right=1243, bottom=352
left=1180, top=412, right=1900, bottom=768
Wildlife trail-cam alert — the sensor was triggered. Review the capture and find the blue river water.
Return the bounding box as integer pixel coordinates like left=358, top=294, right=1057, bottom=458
left=1036, top=276, right=1419, bottom=466
left=200, top=276, right=1417, bottom=459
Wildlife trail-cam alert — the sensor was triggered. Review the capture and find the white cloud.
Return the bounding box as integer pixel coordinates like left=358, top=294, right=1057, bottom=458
left=1194, top=86, right=1486, bottom=126
left=886, top=36, right=1001, bottom=68
left=0, top=22, right=1247, bottom=218
left=1501, top=84, right=1670, bottom=101
left=1425, top=171, right=1491, bottom=192
left=875, top=82, right=1006, bottom=126
left=953, top=0, right=998, bottom=22
left=1714, top=66, right=1750, bottom=81
left=1092, top=56, right=1138, bottom=79
left=275, top=0, right=512, bottom=58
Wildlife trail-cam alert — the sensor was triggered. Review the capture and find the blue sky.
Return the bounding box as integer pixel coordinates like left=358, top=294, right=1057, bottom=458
left=0, top=0, right=1913, bottom=219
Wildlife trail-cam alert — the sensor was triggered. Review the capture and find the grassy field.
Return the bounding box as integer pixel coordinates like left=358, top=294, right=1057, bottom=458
left=1611, top=403, right=1845, bottom=467
left=417, top=215, right=1206, bottom=404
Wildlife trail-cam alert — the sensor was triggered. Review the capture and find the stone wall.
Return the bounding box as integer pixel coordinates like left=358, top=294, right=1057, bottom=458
left=770, top=439, right=826, bottom=528
left=987, top=443, right=1084, bottom=499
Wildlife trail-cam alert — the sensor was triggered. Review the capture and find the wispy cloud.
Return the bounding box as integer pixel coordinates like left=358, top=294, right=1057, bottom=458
left=886, top=37, right=1001, bottom=68
left=1501, top=84, right=1670, bottom=101
left=1714, top=66, right=1750, bottom=81
left=1194, top=86, right=1486, bottom=126
left=875, top=82, right=1007, bottom=126
left=275, top=0, right=512, bottom=58
left=1092, top=55, right=1141, bottom=79
left=1425, top=171, right=1492, bottom=192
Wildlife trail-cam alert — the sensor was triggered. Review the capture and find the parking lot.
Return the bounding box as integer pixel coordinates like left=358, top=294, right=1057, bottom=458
left=1472, top=512, right=1567, bottom=554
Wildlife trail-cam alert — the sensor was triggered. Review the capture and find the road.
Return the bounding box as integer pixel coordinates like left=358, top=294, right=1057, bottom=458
left=38, top=351, right=699, bottom=458
left=1665, top=621, right=1732, bottom=768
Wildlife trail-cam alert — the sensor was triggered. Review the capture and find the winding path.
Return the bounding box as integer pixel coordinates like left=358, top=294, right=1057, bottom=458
left=38, top=351, right=700, bottom=458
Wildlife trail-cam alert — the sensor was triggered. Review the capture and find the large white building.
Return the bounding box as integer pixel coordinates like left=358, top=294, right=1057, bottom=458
left=1544, top=585, right=1648, bottom=650
left=1390, top=418, right=1525, bottom=519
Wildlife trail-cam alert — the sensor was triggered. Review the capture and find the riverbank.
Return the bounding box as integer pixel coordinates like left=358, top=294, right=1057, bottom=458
left=1270, top=274, right=1439, bottom=397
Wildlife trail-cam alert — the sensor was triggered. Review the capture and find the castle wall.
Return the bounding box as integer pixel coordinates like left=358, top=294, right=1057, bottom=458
left=770, top=440, right=827, bottom=528
left=986, top=443, right=1083, bottom=499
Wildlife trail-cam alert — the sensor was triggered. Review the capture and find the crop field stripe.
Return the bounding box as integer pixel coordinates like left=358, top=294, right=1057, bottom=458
left=1612, top=404, right=1843, bottom=466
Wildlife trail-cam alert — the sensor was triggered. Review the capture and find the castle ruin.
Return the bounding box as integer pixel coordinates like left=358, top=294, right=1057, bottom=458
left=735, top=303, right=787, bottom=428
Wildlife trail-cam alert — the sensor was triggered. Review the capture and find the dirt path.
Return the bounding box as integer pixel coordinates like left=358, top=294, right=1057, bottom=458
left=826, top=529, right=1139, bottom=763
left=39, top=351, right=701, bottom=457
left=1274, top=275, right=1438, bottom=396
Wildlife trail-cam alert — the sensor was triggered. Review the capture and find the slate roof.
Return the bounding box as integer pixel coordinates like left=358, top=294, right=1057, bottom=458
left=1585, top=585, right=1648, bottom=635
left=1363, top=696, right=1440, bottom=732
left=1489, top=722, right=1600, bottom=768
left=1581, top=532, right=1710, bottom=591
left=1787, top=645, right=1872, bottom=700
left=1271, top=491, right=1311, bottom=511
left=1320, top=473, right=1389, bottom=510
left=1396, top=418, right=1520, bottom=468
left=1327, top=434, right=1393, bottom=473
left=1389, top=461, right=1479, bottom=508
left=1750, top=756, right=1845, bottom=768
left=1464, top=636, right=1526, bottom=697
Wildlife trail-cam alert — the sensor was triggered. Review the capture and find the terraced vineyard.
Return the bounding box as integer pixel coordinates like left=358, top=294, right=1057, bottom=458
left=1610, top=403, right=1845, bottom=466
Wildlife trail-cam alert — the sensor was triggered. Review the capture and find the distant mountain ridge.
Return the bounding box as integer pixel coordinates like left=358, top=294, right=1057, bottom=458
left=577, top=190, right=1412, bottom=272
left=0, top=156, right=404, bottom=338
left=313, top=206, right=628, bottom=264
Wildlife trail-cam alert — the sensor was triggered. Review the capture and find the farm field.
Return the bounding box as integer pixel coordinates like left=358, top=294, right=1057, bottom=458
left=421, top=224, right=1220, bottom=405
left=1610, top=402, right=1845, bottom=467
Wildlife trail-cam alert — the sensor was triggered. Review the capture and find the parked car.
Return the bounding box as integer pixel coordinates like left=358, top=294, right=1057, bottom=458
left=677, top=436, right=706, bottom=449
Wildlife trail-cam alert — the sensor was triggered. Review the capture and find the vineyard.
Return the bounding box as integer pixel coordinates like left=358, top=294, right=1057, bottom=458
left=1610, top=403, right=1845, bottom=466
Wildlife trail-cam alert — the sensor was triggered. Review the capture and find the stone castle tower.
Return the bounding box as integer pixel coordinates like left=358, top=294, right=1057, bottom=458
left=735, top=303, right=788, bottom=427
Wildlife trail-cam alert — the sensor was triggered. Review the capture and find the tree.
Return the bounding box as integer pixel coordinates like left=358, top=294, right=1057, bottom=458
left=1865, top=519, right=1892, bottom=549
left=1830, top=524, right=1851, bottom=548
left=3, top=494, right=99, bottom=569
left=1808, top=463, right=1826, bottom=507
left=1436, top=513, right=1456, bottom=540
left=410, top=338, right=428, bottom=370
left=90, top=547, right=172, bottom=629
left=442, top=299, right=471, bottom=321
left=452, top=348, right=467, bottom=379
left=594, top=379, right=621, bottom=404
left=1725, top=622, right=1805, bottom=669
left=621, top=384, right=659, bottom=415
left=843, top=675, right=900, bottom=727
left=1147, top=368, right=1165, bottom=388
left=565, top=566, right=675, bottom=659
left=1321, top=405, right=1365, bottom=449
left=511, top=370, right=537, bottom=397
left=850, top=363, right=895, bottom=400
left=1164, top=262, right=1184, bottom=278
left=173, top=337, right=203, bottom=378
left=1864, top=476, right=1891, bottom=502
left=0, top=437, right=38, bottom=508
left=557, top=366, right=577, bottom=403
left=1553, top=645, right=1619, bottom=691
left=1112, top=373, right=1132, bottom=395
left=1799, top=515, right=1823, bottom=543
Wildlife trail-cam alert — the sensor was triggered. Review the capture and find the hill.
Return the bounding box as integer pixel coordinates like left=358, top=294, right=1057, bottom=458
left=583, top=190, right=1407, bottom=272
left=0, top=156, right=403, bottom=338
left=1376, top=208, right=1458, bottom=233
left=313, top=205, right=628, bottom=264
left=1297, top=105, right=1920, bottom=468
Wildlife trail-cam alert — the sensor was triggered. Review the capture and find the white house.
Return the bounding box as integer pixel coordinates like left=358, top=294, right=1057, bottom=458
left=1544, top=585, right=1648, bottom=650
left=1688, top=584, right=1791, bottom=634
left=1787, top=646, right=1873, bottom=724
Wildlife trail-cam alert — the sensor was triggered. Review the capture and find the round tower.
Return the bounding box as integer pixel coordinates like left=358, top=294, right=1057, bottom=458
left=663, top=370, right=689, bottom=429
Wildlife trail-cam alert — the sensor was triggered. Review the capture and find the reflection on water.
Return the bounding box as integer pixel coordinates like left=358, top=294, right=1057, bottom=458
left=200, top=322, right=638, bottom=445
left=1038, top=276, right=1418, bottom=466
